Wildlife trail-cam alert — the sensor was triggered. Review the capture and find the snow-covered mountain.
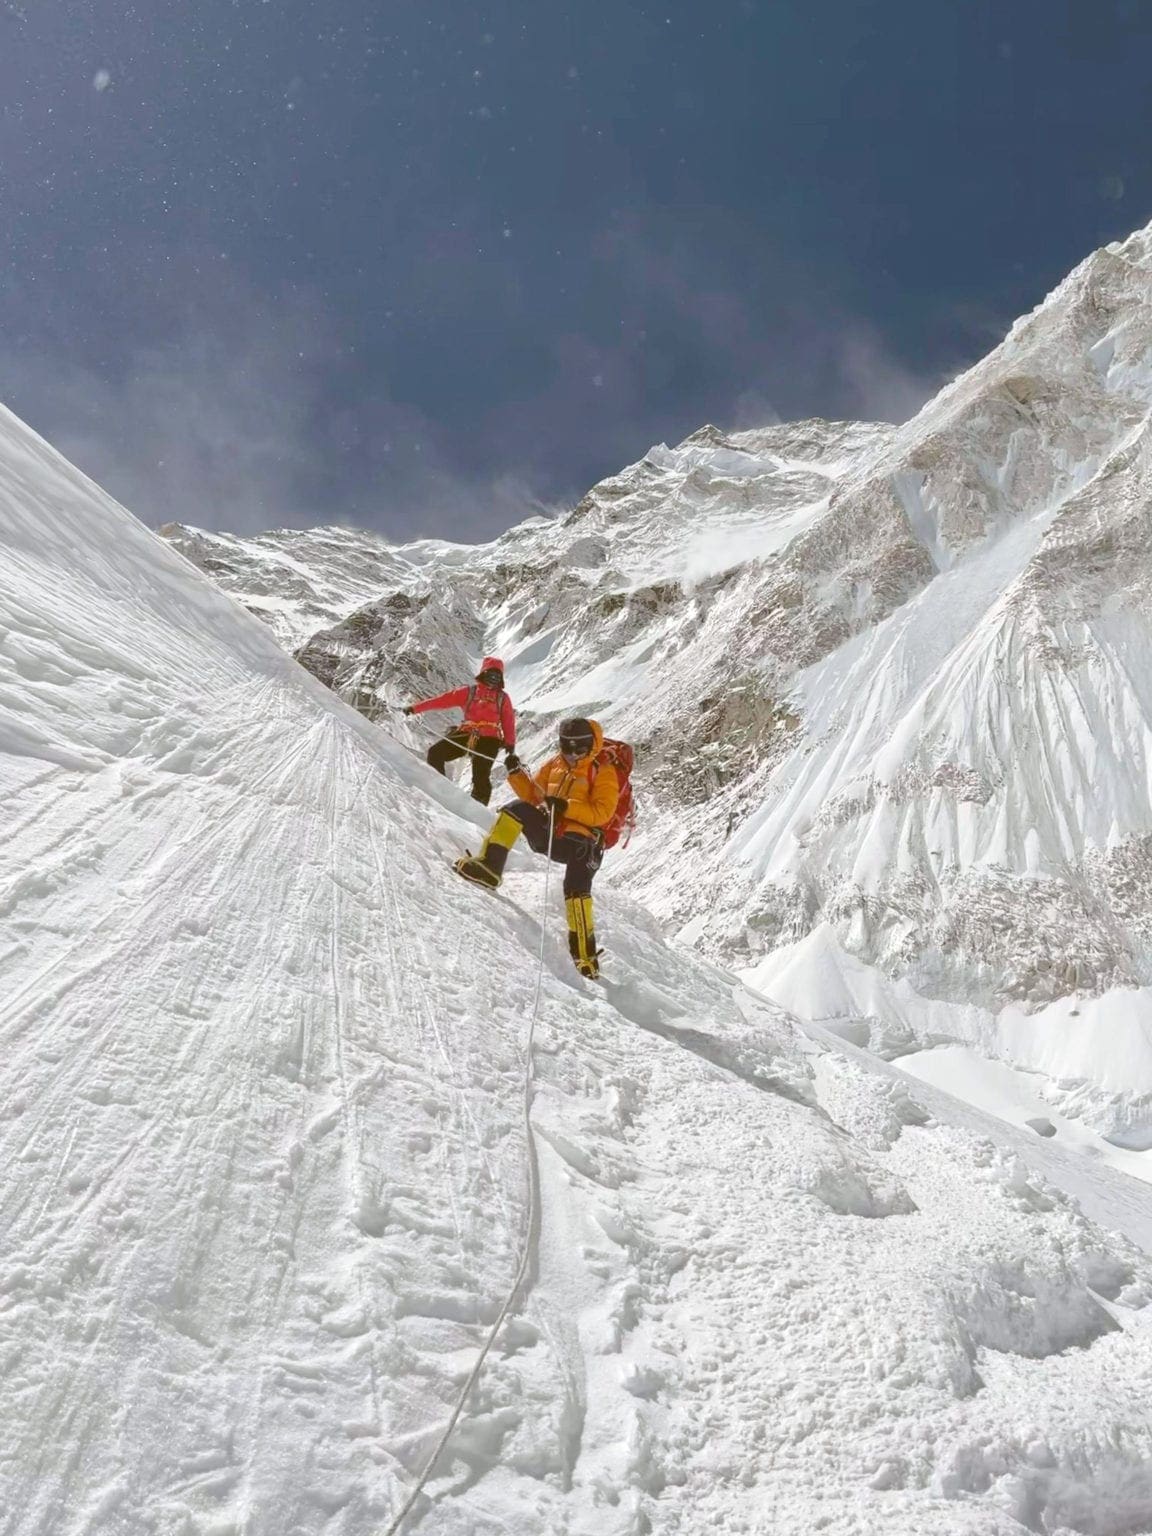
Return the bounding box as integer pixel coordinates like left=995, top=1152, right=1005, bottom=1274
left=155, top=521, right=436, bottom=650
left=8, top=379, right=1152, bottom=1531
left=164, top=219, right=1152, bottom=1152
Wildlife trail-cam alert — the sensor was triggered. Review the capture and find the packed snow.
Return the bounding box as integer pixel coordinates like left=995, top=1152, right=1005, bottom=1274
left=8, top=382, right=1152, bottom=1535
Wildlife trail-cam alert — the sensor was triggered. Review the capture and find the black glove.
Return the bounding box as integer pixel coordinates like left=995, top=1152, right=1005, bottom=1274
left=402, top=705, right=415, bottom=716
left=505, top=751, right=524, bottom=774
left=543, top=795, right=568, bottom=818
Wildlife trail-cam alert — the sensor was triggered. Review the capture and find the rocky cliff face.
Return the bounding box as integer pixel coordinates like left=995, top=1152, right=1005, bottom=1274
left=162, top=220, right=1152, bottom=1140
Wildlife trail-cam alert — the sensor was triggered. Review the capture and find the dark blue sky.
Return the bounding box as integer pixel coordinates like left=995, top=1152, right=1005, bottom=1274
left=2, top=0, right=1151, bottom=539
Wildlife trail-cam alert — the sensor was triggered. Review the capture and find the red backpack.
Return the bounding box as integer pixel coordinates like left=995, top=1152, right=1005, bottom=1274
left=596, top=739, right=635, bottom=849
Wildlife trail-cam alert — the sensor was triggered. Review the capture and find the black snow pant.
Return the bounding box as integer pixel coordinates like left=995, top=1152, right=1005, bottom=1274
left=504, top=800, right=604, bottom=897
left=427, top=729, right=501, bottom=806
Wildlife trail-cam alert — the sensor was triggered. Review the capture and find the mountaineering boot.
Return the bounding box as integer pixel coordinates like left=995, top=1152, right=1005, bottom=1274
left=565, top=894, right=601, bottom=979
left=454, top=855, right=501, bottom=889
left=454, top=810, right=522, bottom=891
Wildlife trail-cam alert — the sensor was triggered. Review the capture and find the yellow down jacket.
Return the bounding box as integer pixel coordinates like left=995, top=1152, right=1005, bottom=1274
left=507, top=719, right=619, bottom=840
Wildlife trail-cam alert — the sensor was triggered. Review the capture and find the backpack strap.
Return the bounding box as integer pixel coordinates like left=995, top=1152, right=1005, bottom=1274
left=465, top=682, right=507, bottom=743
left=590, top=745, right=624, bottom=800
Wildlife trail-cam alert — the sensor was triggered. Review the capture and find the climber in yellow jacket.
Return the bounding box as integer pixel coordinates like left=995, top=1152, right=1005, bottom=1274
left=455, top=717, right=619, bottom=979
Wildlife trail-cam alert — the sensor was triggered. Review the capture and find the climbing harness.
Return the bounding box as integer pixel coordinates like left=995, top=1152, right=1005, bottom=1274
left=382, top=803, right=557, bottom=1535
left=407, top=721, right=511, bottom=762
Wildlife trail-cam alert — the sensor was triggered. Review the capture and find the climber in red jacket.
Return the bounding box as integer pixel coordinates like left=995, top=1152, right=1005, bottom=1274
left=403, top=657, right=516, bottom=806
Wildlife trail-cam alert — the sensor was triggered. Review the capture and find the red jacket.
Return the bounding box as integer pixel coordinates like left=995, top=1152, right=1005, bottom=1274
left=410, top=681, right=516, bottom=746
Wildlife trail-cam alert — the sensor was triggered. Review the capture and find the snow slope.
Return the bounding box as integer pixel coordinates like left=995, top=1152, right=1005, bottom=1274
left=7, top=414, right=1152, bottom=1532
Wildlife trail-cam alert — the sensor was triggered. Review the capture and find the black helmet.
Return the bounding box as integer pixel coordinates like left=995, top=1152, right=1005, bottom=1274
left=558, top=717, right=594, bottom=760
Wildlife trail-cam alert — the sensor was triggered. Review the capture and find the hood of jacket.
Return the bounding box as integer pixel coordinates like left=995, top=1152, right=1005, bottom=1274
left=563, top=719, right=604, bottom=766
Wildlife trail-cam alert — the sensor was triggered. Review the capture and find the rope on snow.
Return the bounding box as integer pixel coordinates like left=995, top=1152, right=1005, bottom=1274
left=381, top=802, right=556, bottom=1535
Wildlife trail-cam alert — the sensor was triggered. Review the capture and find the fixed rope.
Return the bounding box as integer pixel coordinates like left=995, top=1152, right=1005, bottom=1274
left=382, top=802, right=556, bottom=1536
left=404, top=722, right=510, bottom=761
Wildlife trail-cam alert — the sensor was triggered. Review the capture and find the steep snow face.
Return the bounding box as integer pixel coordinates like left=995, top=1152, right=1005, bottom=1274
left=160, top=219, right=1152, bottom=1145
left=9, top=408, right=1152, bottom=1534
left=731, top=244, right=1152, bottom=1139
